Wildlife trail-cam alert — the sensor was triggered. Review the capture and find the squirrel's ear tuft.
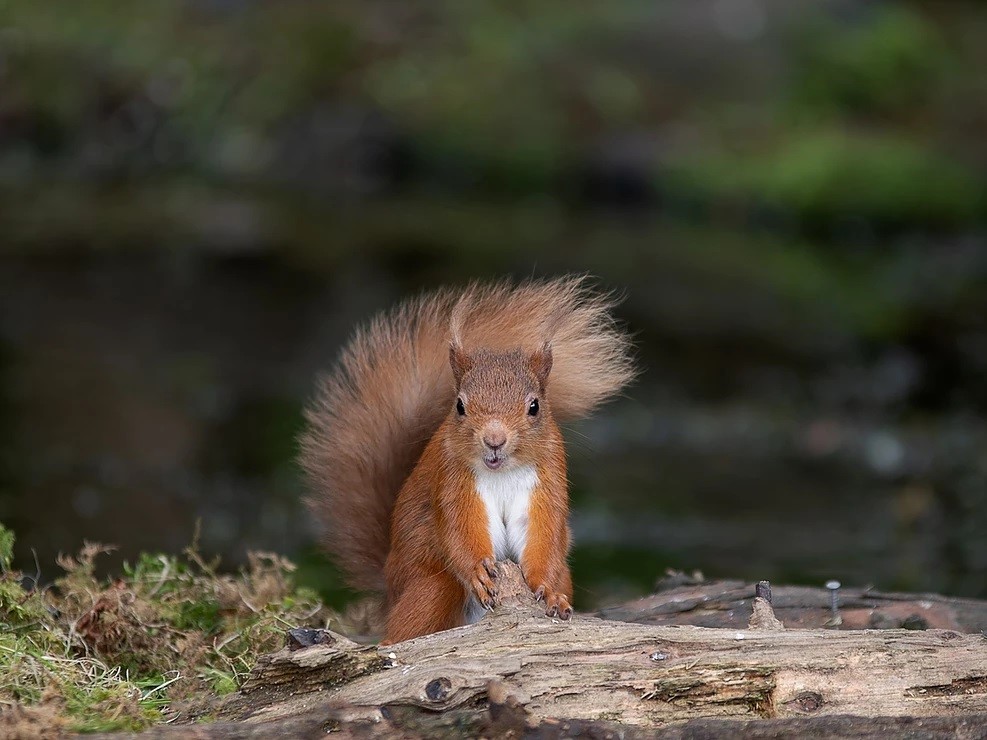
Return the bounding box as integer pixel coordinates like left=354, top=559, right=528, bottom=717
left=529, top=342, right=553, bottom=390
left=449, top=342, right=472, bottom=387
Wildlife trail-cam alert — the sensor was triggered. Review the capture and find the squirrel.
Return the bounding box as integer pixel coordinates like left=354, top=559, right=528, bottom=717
left=300, top=276, right=634, bottom=643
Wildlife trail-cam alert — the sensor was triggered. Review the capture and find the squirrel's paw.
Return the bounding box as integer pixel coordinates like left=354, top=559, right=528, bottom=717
left=469, top=557, right=499, bottom=609
left=532, top=585, right=573, bottom=621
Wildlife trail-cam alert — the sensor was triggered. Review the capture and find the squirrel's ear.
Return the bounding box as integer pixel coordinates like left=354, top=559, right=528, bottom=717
left=449, top=342, right=472, bottom=387
left=529, top=342, right=553, bottom=390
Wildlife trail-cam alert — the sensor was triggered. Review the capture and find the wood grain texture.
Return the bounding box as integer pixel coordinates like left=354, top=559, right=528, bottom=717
left=201, top=562, right=987, bottom=732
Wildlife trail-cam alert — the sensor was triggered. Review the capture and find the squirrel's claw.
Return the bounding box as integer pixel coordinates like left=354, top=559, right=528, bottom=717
left=533, top=585, right=571, bottom=621
left=470, top=558, right=499, bottom=609
left=481, top=557, right=498, bottom=580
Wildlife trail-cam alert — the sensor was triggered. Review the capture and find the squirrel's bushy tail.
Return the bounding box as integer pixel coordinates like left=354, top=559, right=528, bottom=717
left=299, top=276, right=634, bottom=592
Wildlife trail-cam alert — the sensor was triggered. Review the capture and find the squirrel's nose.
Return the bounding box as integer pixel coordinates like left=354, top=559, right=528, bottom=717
left=483, top=430, right=507, bottom=451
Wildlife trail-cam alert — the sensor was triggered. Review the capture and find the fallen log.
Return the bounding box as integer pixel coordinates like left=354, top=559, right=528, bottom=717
left=120, top=561, right=982, bottom=737
left=199, top=564, right=987, bottom=727
left=600, top=572, right=987, bottom=633
left=93, top=695, right=987, bottom=739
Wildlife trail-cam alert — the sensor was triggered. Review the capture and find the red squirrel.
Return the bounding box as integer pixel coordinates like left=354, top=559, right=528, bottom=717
left=300, top=277, right=634, bottom=643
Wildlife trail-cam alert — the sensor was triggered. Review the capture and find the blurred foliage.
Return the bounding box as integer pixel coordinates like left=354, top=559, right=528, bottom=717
left=203, top=397, right=305, bottom=478
left=1, top=0, right=987, bottom=687
left=667, top=5, right=986, bottom=233
left=0, top=342, right=13, bottom=499
left=672, top=130, right=985, bottom=232
left=569, top=544, right=675, bottom=605
left=0, top=0, right=357, bottom=132
left=1, top=1, right=982, bottom=230
left=362, top=1, right=641, bottom=191
left=791, top=5, right=948, bottom=119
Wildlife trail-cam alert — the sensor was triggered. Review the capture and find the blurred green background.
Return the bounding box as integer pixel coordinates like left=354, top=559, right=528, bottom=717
left=1, top=0, right=986, bottom=609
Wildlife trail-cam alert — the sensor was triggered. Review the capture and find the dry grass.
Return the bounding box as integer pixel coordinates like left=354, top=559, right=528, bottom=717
left=0, top=522, right=338, bottom=733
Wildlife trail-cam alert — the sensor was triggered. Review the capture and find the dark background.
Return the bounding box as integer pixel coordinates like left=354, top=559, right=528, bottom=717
left=2, top=0, right=986, bottom=608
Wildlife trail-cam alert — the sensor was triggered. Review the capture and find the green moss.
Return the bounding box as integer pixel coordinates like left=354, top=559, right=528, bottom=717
left=0, top=523, right=336, bottom=733
left=0, top=524, right=13, bottom=570
left=198, top=667, right=237, bottom=697
left=174, top=598, right=224, bottom=633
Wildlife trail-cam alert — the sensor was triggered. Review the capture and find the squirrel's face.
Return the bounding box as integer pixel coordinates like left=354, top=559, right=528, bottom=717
left=448, top=344, right=553, bottom=472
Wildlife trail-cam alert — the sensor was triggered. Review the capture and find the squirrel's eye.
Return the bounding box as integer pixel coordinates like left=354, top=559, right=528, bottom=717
left=456, top=398, right=466, bottom=416
left=528, top=398, right=539, bottom=416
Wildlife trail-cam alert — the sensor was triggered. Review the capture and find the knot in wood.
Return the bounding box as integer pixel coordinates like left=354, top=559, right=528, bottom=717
left=425, top=677, right=453, bottom=703
left=793, top=691, right=824, bottom=713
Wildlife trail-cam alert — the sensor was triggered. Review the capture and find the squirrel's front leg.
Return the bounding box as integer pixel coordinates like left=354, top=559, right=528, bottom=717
left=437, top=484, right=499, bottom=609
left=522, top=486, right=573, bottom=620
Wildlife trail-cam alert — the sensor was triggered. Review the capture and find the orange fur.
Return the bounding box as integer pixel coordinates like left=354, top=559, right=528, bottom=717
left=522, top=444, right=573, bottom=619
left=299, top=276, right=634, bottom=641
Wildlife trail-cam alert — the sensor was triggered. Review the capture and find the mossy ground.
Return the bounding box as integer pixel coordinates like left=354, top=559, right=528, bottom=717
left=0, top=522, right=344, bottom=734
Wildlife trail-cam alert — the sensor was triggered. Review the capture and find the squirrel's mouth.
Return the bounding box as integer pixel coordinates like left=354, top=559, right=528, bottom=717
left=483, top=454, right=505, bottom=471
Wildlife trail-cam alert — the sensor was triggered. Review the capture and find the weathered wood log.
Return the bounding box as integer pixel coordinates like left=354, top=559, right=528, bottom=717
left=180, top=562, right=987, bottom=732
left=599, top=573, right=987, bottom=633
left=89, top=563, right=987, bottom=738
left=94, top=694, right=987, bottom=739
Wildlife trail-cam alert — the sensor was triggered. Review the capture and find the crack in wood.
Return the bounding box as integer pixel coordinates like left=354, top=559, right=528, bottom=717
left=643, top=665, right=776, bottom=717
left=905, top=675, right=987, bottom=698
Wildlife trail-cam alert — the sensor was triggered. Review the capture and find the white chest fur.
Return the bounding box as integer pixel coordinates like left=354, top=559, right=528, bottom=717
left=473, top=464, right=538, bottom=563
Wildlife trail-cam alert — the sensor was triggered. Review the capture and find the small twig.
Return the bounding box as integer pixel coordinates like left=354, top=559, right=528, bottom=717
left=272, top=614, right=297, bottom=629
left=28, top=548, right=42, bottom=590
left=141, top=672, right=183, bottom=701
left=297, top=602, right=323, bottom=621
left=214, top=631, right=243, bottom=653
left=146, top=555, right=172, bottom=598
left=238, top=589, right=260, bottom=613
